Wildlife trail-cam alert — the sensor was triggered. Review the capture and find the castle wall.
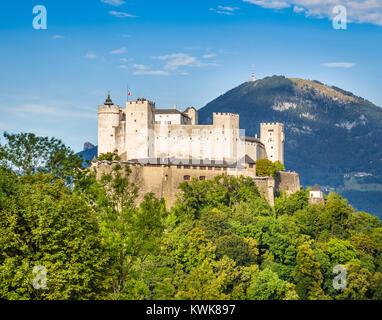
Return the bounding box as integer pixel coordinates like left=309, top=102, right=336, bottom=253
left=274, top=171, right=301, bottom=195
left=93, top=162, right=279, bottom=208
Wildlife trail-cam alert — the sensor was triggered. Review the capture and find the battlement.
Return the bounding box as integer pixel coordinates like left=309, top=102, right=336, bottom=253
left=261, top=122, right=284, bottom=126
left=126, top=98, right=155, bottom=106
left=213, top=112, right=239, bottom=118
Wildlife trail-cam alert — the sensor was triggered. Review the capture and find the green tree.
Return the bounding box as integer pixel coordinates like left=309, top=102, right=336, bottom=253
left=256, top=159, right=285, bottom=177
left=292, top=241, right=328, bottom=300
left=247, top=268, right=296, bottom=300
left=0, top=132, right=83, bottom=183
left=0, top=171, right=108, bottom=300
left=92, top=164, right=168, bottom=299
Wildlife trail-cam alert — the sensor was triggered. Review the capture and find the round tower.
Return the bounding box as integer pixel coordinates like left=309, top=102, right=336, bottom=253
left=98, top=92, right=121, bottom=156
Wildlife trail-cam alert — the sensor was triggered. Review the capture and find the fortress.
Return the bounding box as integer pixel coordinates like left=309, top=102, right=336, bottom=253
left=93, top=94, right=300, bottom=207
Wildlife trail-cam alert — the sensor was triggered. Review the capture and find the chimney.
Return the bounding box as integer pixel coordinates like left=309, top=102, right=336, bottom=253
left=174, top=104, right=177, bottom=110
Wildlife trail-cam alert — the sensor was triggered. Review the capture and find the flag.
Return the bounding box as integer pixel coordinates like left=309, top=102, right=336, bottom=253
left=128, top=91, right=132, bottom=97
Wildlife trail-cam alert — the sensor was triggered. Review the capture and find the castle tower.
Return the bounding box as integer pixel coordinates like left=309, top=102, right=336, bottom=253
left=124, top=98, right=156, bottom=161
left=184, top=107, right=198, bottom=125
left=212, top=112, right=241, bottom=161
left=98, top=92, right=122, bottom=156
left=260, top=122, right=285, bottom=164
left=251, top=65, right=256, bottom=82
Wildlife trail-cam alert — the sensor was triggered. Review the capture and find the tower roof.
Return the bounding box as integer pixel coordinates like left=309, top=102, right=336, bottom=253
left=311, top=184, right=322, bottom=192
left=104, top=91, right=114, bottom=106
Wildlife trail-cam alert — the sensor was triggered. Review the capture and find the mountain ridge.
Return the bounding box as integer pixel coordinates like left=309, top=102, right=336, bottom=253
left=198, top=75, right=382, bottom=217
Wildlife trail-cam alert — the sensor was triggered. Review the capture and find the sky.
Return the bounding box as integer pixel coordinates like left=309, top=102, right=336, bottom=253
left=0, top=0, right=381, bottom=152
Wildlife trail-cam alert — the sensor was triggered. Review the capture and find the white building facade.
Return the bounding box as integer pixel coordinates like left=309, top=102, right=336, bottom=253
left=97, top=95, right=284, bottom=166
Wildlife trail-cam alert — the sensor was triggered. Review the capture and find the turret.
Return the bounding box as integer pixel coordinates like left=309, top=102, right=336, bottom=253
left=184, top=107, right=198, bottom=125
left=98, top=92, right=122, bottom=156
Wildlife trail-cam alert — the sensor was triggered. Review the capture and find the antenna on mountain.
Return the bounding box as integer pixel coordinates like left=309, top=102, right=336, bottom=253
left=251, top=64, right=256, bottom=82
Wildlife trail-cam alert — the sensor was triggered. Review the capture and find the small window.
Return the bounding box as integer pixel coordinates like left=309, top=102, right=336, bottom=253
left=183, top=175, right=190, bottom=181
left=249, top=164, right=254, bottom=169
left=199, top=176, right=206, bottom=181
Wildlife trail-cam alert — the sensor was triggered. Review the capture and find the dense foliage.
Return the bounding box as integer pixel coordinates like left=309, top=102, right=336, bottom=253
left=0, top=134, right=381, bottom=300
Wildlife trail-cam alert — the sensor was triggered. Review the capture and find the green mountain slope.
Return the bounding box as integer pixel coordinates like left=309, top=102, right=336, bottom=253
left=198, top=75, right=382, bottom=216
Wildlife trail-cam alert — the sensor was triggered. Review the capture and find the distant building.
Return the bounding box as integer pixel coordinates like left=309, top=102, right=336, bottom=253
left=309, top=184, right=325, bottom=205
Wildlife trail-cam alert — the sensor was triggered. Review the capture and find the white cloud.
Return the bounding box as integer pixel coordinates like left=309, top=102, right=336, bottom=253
left=218, top=6, right=240, bottom=11
left=110, top=47, right=127, bottom=54
left=132, top=64, right=150, bottom=70
left=153, top=53, right=219, bottom=71
left=109, top=11, right=138, bottom=18
left=243, top=0, right=382, bottom=26
left=321, top=62, right=356, bottom=68
left=52, top=35, right=64, bottom=39
left=202, top=53, right=217, bottom=58
left=243, top=0, right=289, bottom=9
left=210, top=6, right=240, bottom=15
left=101, top=0, right=125, bottom=6
left=83, top=52, right=98, bottom=59
left=133, top=70, right=170, bottom=76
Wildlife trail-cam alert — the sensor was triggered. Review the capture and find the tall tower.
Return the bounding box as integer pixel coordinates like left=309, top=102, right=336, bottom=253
left=260, top=122, right=285, bottom=164
left=124, top=98, right=156, bottom=161
left=251, top=64, right=256, bottom=82
left=98, top=92, right=122, bottom=156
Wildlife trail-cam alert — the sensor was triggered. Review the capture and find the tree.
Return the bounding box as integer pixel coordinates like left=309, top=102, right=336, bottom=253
left=274, top=190, right=309, bottom=216
left=0, top=132, right=83, bottom=183
left=0, top=172, right=108, bottom=300
left=325, top=239, right=359, bottom=265
left=292, top=241, right=328, bottom=300
left=215, top=235, right=258, bottom=266
left=337, top=263, right=372, bottom=300
left=256, top=159, right=285, bottom=177
left=247, top=268, right=296, bottom=300
left=92, top=164, right=168, bottom=299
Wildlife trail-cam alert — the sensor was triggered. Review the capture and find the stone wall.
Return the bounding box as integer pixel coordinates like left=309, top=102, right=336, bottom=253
left=274, top=171, right=301, bottom=196
left=93, top=162, right=280, bottom=208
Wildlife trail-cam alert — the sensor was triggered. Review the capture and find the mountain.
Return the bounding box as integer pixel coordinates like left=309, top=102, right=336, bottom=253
left=77, top=145, right=97, bottom=167
left=198, top=75, right=382, bottom=217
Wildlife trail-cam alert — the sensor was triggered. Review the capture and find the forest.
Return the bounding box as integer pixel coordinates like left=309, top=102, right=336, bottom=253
left=0, top=132, right=381, bottom=300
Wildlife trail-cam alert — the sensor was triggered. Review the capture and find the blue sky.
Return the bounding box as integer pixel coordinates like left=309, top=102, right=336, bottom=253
left=0, top=0, right=381, bottom=152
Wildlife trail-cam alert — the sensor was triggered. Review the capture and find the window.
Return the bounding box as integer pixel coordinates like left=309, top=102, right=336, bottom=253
left=249, top=164, right=254, bottom=168
left=199, top=176, right=206, bottom=181
left=183, top=175, right=190, bottom=181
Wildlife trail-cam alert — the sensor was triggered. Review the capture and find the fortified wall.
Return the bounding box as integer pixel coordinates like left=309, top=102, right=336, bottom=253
left=92, top=160, right=300, bottom=208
